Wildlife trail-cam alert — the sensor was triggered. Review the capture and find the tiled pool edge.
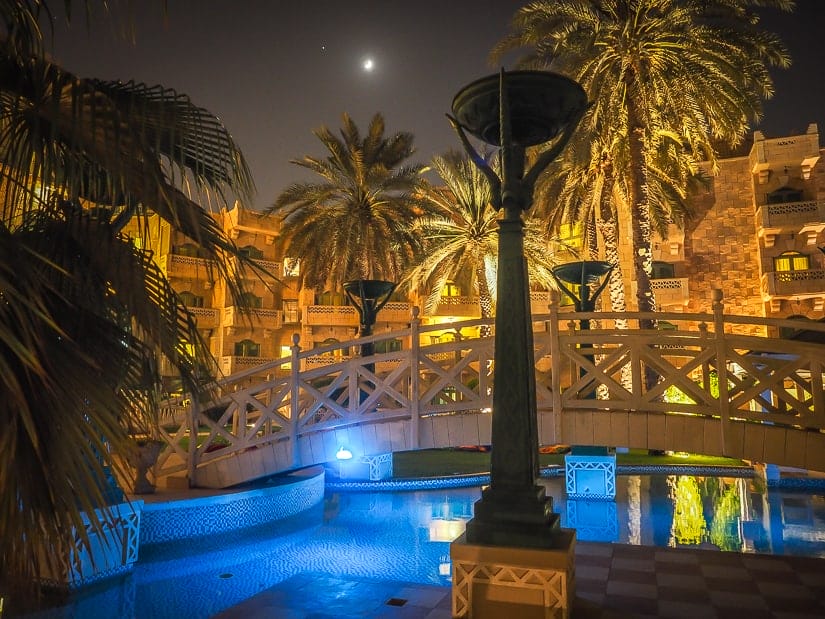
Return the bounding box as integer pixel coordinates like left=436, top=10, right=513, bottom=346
left=324, top=464, right=761, bottom=492
left=137, top=462, right=824, bottom=547
left=139, top=466, right=325, bottom=545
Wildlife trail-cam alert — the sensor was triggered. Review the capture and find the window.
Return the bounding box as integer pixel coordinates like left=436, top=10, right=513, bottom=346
left=774, top=251, right=810, bottom=272
left=283, top=299, right=299, bottom=323
left=374, top=338, right=402, bottom=353
left=441, top=281, right=461, bottom=297
left=558, top=221, right=584, bottom=251
left=179, top=291, right=204, bottom=308
left=317, top=291, right=346, bottom=305
left=239, top=245, right=263, bottom=259
left=234, top=339, right=260, bottom=357
left=175, top=243, right=202, bottom=257
left=766, top=186, right=803, bottom=205
left=283, top=257, right=301, bottom=277
left=651, top=261, right=675, bottom=279
left=240, top=292, right=263, bottom=308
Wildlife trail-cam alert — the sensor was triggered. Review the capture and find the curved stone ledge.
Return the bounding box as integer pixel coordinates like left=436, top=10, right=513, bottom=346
left=140, top=467, right=324, bottom=545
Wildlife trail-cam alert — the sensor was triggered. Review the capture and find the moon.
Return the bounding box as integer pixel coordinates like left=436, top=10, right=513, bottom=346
left=362, top=57, right=375, bottom=72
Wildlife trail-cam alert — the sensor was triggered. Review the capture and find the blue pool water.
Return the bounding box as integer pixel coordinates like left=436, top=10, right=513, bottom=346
left=39, top=473, right=825, bottom=619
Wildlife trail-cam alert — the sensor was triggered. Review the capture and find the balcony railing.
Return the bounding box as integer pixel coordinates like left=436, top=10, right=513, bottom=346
left=762, top=269, right=825, bottom=300
left=756, top=200, right=825, bottom=246
left=650, top=278, right=690, bottom=309
left=432, top=295, right=479, bottom=317
left=162, top=254, right=213, bottom=279
left=220, top=355, right=282, bottom=376
left=631, top=278, right=690, bottom=310
left=187, top=307, right=220, bottom=329
left=223, top=306, right=283, bottom=329
left=377, top=302, right=412, bottom=323
left=303, top=305, right=358, bottom=326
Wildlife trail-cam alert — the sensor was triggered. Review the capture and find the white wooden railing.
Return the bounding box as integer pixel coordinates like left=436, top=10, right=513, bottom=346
left=155, top=293, right=825, bottom=487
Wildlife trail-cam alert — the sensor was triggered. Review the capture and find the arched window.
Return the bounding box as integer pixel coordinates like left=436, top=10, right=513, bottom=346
left=239, top=245, right=263, bottom=259
left=766, top=186, right=803, bottom=205
left=234, top=339, right=260, bottom=357
left=179, top=291, right=204, bottom=308
left=773, top=251, right=810, bottom=272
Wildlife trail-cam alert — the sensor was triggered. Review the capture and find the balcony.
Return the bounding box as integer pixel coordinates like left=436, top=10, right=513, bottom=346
left=762, top=269, right=825, bottom=310
left=187, top=307, right=220, bottom=329
left=756, top=200, right=825, bottom=247
left=223, top=306, right=283, bottom=330
left=632, top=278, right=690, bottom=311
left=162, top=254, right=214, bottom=280
left=431, top=296, right=479, bottom=318
left=225, top=207, right=280, bottom=241
left=220, top=355, right=281, bottom=376
left=377, top=302, right=412, bottom=324
left=303, top=305, right=359, bottom=327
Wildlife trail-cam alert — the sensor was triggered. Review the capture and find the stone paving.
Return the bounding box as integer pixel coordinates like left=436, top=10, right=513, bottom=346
left=213, top=541, right=825, bottom=618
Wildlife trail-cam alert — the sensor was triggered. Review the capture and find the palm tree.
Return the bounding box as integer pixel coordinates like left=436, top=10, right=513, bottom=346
left=492, top=0, right=792, bottom=322
left=407, top=150, right=560, bottom=335
left=268, top=113, right=437, bottom=293
left=0, top=3, right=259, bottom=606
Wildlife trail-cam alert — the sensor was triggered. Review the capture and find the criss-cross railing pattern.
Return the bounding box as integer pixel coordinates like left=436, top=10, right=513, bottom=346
left=154, top=294, right=825, bottom=487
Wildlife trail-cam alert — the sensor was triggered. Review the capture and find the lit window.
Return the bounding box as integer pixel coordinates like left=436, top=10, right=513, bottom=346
left=283, top=257, right=301, bottom=277
left=773, top=251, right=810, bottom=272
left=442, top=281, right=461, bottom=297
left=558, top=221, right=584, bottom=250
left=283, top=299, right=299, bottom=323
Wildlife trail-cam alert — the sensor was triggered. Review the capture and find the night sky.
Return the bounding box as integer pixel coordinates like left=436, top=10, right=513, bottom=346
left=48, top=0, right=825, bottom=211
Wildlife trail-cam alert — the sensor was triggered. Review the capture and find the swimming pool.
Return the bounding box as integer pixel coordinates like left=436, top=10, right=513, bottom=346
left=36, top=473, right=825, bottom=618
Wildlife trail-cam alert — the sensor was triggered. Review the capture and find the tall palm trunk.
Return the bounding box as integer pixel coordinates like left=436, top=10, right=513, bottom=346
left=627, top=101, right=657, bottom=326
left=597, top=164, right=632, bottom=391
left=627, top=100, right=658, bottom=390
left=476, top=262, right=493, bottom=338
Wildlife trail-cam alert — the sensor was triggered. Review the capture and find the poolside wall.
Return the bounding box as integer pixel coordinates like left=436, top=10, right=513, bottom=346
left=139, top=467, right=325, bottom=545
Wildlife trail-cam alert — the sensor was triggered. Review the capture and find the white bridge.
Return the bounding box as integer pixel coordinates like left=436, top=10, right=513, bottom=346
left=155, top=292, right=825, bottom=488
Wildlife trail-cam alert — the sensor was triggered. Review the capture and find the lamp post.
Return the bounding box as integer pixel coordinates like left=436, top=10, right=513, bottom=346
left=449, top=70, right=587, bottom=547
left=551, top=261, right=613, bottom=328
left=343, top=279, right=397, bottom=374
left=551, top=261, right=614, bottom=398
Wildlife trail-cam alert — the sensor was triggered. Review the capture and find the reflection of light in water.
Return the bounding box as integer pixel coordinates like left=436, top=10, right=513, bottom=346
left=428, top=519, right=467, bottom=542
left=627, top=475, right=641, bottom=545
left=669, top=475, right=706, bottom=546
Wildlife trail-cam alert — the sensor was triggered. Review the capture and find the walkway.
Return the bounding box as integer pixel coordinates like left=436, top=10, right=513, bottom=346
left=213, top=541, right=825, bottom=618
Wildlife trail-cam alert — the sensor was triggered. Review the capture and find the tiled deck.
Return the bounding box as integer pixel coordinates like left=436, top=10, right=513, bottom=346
left=213, top=541, right=825, bottom=618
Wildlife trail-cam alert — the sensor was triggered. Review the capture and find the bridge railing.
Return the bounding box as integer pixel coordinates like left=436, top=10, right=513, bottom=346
left=154, top=292, right=825, bottom=483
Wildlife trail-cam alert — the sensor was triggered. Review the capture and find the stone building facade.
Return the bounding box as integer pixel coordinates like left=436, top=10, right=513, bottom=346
left=133, top=125, right=825, bottom=388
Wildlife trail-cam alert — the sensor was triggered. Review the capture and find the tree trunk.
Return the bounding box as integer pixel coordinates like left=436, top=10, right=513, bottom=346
left=627, top=99, right=658, bottom=390
left=627, top=100, right=657, bottom=325
left=476, top=262, right=493, bottom=338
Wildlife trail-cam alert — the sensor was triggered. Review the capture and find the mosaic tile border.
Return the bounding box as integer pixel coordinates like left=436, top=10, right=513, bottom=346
left=140, top=468, right=325, bottom=545
left=325, top=464, right=757, bottom=492
left=768, top=476, right=825, bottom=490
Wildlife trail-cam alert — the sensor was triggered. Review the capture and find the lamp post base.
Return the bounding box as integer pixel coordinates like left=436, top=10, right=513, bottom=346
left=466, top=485, right=563, bottom=548
left=451, top=529, right=576, bottom=619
